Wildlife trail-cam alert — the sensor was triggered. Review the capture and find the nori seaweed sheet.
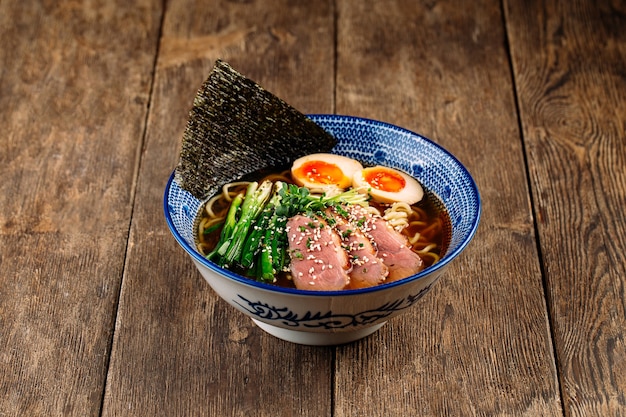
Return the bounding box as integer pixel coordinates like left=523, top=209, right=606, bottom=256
left=175, top=60, right=337, bottom=200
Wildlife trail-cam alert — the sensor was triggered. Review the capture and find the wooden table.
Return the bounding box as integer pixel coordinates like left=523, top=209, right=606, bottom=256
left=1, top=0, right=625, bottom=415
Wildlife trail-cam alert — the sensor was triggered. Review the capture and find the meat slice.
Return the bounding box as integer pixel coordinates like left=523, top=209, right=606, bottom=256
left=286, top=214, right=350, bottom=291
left=326, top=207, right=389, bottom=289
left=346, top=205, right=424, bottom=282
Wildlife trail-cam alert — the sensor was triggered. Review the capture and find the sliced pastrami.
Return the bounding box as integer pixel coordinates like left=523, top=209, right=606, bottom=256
left=326, top=207, right=389, bottom=289
left=286, top=214, right=350, bottom=291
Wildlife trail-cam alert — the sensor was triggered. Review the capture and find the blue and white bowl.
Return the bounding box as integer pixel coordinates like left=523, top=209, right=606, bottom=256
left=164, top=115, right=481, bottom=345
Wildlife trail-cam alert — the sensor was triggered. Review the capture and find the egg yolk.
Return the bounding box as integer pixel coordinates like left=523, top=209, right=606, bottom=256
left=293, top=160, right=345, bottom=185
left=363, top=169, right=406, bottom=192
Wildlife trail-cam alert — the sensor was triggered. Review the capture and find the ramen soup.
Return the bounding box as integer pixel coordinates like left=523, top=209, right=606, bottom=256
left=196, top=155, right=451, bottom=291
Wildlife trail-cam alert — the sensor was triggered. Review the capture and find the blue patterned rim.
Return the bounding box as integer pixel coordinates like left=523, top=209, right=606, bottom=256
left=164, top=114, right=481, bottom=296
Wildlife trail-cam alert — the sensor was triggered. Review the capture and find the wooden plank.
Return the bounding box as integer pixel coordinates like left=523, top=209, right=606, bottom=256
left=333, top=0, right=562, bottom=415
left=101, top=1, right=336, bottom=415
left=505, top=0, right=626, bottom=414
left=0, top=0, right=163, bottom=415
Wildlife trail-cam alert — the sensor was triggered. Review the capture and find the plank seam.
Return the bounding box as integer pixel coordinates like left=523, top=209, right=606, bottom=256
left=98, top=1, right=168, bottom=415
left=500, top=0, right=566, bottom=415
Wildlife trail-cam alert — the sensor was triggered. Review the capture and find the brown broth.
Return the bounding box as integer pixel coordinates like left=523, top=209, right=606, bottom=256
left=196, top=167, right=451, bottom=288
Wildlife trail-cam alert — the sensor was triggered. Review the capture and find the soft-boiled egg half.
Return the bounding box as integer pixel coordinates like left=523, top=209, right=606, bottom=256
left=353, top=165, right=424, bottom=204
left=291, top=153, right=364, bottom=190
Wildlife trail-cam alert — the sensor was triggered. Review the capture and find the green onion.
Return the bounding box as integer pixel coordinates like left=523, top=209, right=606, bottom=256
left=207, top=179, right=370, bottom=283
left=209, top=180, right=273, bottom=266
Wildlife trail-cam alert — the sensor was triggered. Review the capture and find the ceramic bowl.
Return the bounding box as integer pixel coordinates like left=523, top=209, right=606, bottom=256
left=164, top=114, right=480, bottom=345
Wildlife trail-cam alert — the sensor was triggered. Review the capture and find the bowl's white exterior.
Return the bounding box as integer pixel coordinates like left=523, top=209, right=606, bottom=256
left=190, top=257, right=445, bottom=345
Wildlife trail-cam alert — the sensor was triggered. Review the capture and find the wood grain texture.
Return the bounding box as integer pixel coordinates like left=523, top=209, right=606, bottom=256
left=0, top=0, right=162, bottom=415
left=505, top=0, right=626, bottom=415
left=333, top=0, right=562, bottom=415
left=101, top=1, right=336, bottom=415
left=2, top=0, right=624, bottom=415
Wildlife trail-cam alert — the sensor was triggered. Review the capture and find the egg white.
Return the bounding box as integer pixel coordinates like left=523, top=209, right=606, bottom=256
left=352, top=166, right=424, bottom=204
left=291, top=153, right=364, bottom=191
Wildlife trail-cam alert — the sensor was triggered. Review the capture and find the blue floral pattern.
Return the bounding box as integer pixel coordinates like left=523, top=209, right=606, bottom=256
left=234, top=284, right=433, bottom=329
